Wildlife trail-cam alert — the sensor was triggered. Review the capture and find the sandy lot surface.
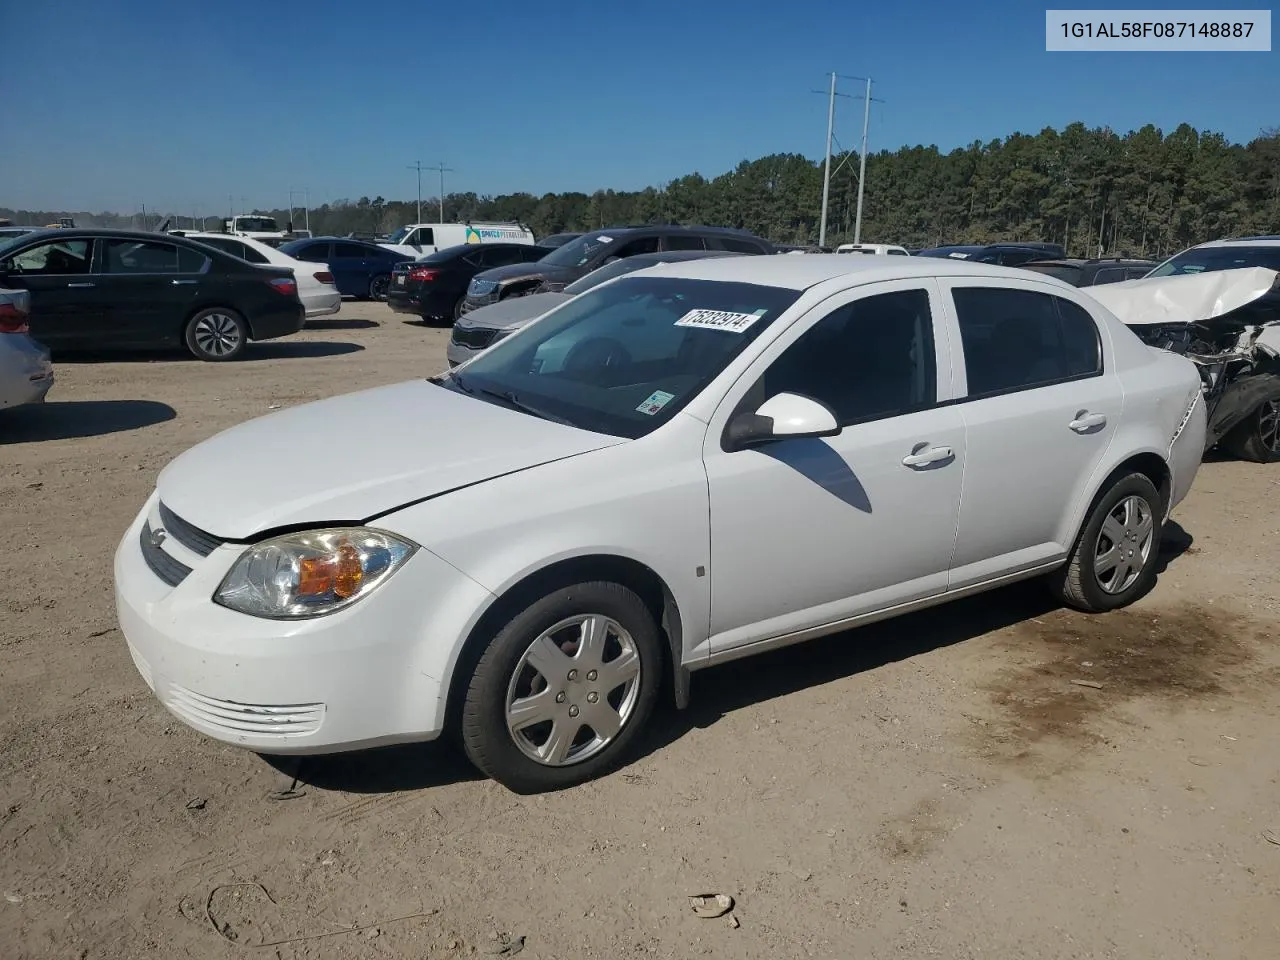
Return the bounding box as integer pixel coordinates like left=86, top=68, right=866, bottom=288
left=2, top=302, right=1279, bottom=960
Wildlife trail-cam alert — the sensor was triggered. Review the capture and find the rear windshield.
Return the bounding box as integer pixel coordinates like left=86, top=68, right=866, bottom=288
left=1020, top=263, right=1084, bottom=284
left=1147, top=246, right=1280, bottom=277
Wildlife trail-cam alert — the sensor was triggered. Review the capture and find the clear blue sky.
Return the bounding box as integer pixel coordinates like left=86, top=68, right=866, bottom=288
left=2, top=0, right=1275, bottom=214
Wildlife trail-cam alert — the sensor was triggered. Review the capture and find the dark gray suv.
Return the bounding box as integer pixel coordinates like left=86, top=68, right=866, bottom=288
left=459, top=225, right=774, bottom=314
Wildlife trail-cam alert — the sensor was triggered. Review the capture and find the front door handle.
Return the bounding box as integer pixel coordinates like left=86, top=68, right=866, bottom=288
left=1069, top=411, right=1107, bottom=433
left=902, top=444, right=955, bottom=468
left=66, top=282, right=94, bottom=288
left=171, top=279, right=198, bottom=286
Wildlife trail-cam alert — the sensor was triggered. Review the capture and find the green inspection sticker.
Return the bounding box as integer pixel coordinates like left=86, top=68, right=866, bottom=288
left=636, top=390, right=676, bottom=415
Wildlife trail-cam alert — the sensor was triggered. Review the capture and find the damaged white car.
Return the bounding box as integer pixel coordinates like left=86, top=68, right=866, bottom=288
left=1089, top=267, right=1280, bottom=463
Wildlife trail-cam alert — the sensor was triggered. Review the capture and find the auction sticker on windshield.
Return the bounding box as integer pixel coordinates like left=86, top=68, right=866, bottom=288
left=674, top=308, right=767, bottom=333
left=636, top=390, right=676, bottom=415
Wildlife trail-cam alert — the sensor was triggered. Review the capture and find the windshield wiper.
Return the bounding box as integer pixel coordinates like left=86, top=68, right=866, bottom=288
left=476, top=386, right=574, bottom=425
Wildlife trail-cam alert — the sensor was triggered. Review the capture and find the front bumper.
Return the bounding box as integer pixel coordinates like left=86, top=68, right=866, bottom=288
left=446, top=340, right=480, bottom=367
left=113, top=496, right=492, bottom=754
left=0, top=335, right=54, bottom=409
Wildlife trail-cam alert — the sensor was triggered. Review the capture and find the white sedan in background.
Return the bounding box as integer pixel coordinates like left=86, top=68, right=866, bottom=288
left=180, top=233, right=341, bottom=320
left=115, top=256, right=1207, bottom=793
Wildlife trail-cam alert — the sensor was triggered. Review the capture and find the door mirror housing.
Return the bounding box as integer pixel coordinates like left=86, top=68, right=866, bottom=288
left=723, top=392, right=842, bottom=451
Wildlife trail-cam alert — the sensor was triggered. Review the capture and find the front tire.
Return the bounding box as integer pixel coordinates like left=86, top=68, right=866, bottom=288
left=1220, top=399, right=1280, bottom=463
left=1049, top=471, right=1163, bottom=612
left=368, top=274, right=390, bottom=301
left=184, top=308, right=247, bottom=361
left=461, top=581, right=663, bottom=793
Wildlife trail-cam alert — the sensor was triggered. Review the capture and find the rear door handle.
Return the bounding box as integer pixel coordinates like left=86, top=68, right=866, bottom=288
left=171, top=279, right=198, bottom=286
left=1069, top=412, right=1107, bottom=433
left=902, top=444, right=955, bottom=468
left=66, top=282, right=94, bottom=288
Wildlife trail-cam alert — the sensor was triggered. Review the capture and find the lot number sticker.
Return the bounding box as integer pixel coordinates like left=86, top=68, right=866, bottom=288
left=636, top=390, right=676, bottom=415
left=673, top=308, right=767, bottom=334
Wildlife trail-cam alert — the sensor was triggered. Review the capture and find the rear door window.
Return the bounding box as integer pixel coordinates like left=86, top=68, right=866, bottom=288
left=103, top=239, right=207, bottom=274
left=664, top=235, right=705, bottom=251
left=608, top=236, right=660, bottom=259
left=715, top=237, right=766, bottom=254
left=334, top=243, right=370, bottom=259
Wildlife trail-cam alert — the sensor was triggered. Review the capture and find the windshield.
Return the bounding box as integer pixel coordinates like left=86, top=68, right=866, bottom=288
left=237, top=217, right=279, bottom=232
left=1147, top=245, right=1280, bottom=277
left=538, top=231, right=626, bottom=268
left=445, top=275, right=800, bottom=438
left=562, top=257, right=658, bottom=295
left=386, top=226, right=412, bottom=244
left=0, top=234, right=27, bottom=255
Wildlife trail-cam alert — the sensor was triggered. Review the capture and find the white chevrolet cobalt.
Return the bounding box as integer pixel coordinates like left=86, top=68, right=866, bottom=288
left=115, top=256, right=1207, bottom=792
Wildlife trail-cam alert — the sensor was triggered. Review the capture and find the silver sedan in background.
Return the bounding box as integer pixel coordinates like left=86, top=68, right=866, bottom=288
left=0, top=288, right=54, bottom=410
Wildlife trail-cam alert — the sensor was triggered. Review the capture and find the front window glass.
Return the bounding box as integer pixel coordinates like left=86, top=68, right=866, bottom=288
left=386, top=227, right=411, bottom=243
left=7, top=239, right=91, bottom=274
left=444, top=276, right=800, bottom=438
left=563, top=257, right=654, bottom=295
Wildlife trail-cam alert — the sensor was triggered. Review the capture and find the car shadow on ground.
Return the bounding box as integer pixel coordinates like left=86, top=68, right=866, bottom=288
left=0, top=399, right=176, bottom=443
left=242, top=341, right=365, bottom=361
left=272, top=521, right=1196, bottom=796
left=305, top=318, right=379, bottom=330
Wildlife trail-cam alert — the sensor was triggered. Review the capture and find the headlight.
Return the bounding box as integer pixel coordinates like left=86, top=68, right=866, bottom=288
left=214, top=528, right=416, bottom=619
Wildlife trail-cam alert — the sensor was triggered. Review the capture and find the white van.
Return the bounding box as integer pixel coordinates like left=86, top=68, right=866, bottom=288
left=835, top=243, right=909, bottom=255
left=380, top=222, right=536, bottom=257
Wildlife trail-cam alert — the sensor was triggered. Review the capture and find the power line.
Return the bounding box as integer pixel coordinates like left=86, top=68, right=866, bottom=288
left=407, top=161, right=427, bottom=223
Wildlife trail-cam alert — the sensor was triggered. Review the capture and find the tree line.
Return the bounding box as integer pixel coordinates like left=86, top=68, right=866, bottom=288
left=6, top=122, right=1277, bottom=258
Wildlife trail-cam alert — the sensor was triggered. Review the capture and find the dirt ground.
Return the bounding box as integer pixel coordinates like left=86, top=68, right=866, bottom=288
left=3, top=302, right=1279, bottom=960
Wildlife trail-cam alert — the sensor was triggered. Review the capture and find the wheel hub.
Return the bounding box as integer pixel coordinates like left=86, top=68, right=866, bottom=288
left=1093, top=494, right=1154, bottom=595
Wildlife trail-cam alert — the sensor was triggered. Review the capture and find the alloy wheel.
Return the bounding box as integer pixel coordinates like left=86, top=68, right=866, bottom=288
left=193, top=313, right=242, bottom=358
left=1258, top=399, right=1280, bottom=455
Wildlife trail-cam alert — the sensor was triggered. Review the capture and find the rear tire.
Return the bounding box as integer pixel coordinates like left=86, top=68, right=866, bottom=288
left=184, top=308, right=247, bottom=362
left=1049, top=471, right=1163, bottom=613
left=368, top=275, right=390, bottom=301
left=460, top=581, right=663, bottom=793
left=1220, top=399, right=1280, bottom=463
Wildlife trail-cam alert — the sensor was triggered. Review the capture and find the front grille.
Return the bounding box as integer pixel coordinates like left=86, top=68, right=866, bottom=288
left=158, top=502, right=224, bottom=557
left=140, top=520, right=191, bottom=587
left=167, top=685, right=325, bottom=738
left=451, top=325, right=499, bottom=350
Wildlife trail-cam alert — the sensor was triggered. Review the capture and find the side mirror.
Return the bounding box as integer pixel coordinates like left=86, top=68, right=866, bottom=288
left=723, top=392, right=841, bottom=451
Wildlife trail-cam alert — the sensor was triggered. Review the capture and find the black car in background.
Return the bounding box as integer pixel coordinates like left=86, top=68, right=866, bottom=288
left=387, top=242, right=552, bottom=322
left=967, top=243, right=1068, bottom=266
left=0, top=229, right=303, bottom=361
left=461, top=225, right=775, bottom=313
left=1019, top=257, right=1157, bottom=286
left=279, top=237, right=412, bottom=301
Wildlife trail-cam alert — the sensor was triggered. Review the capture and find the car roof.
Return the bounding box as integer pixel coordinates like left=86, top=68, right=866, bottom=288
left=1193, top=237, right=1280, bottom=248
left=638, top=252, right=1068, bottom=290
left=1023, top=258, right=1154, bottom=267
left=10, top=227, right=195, bottom=242
left=625, top=250, right=741, bottom=265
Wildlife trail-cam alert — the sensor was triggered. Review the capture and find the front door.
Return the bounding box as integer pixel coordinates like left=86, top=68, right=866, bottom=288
left=702, top=280, right=967, bottom=654
left=937, top=280, right=1123, bottom=587
left=330, top=242, right=376, bottom=297
left=0, top=237, right=103, bottom=347
left=95, top=237, right=211, bottom=346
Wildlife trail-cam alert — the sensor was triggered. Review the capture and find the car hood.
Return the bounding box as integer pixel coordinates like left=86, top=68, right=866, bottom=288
left=458, top=291, right=573, bottom=330
left=473, top=263, right=578, bottom=286
left=156, top=380, right=625, bottom=540
left=1087, top=267, right=1279, bottom=329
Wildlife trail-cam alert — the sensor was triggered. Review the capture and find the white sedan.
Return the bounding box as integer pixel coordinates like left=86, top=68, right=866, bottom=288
left=181, top=233, right=341, bottom=319
left=114, top=256, right=1207, bottom=792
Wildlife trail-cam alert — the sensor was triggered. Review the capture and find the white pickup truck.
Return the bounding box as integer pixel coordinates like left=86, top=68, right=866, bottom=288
left=222, top=215, right=288, bottom=246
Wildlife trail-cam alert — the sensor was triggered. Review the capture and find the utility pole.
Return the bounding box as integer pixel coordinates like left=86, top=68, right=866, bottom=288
left=407, top=161, right=426, bottom=222
left=812, top=73, right=883, bottom=247
left=304, top=189, right=310, bottom=232
left=289, top=187, right=309, bottom=232
left=854, top=76, right=873, bottom=245
left=428, top=162, right=453, bottom=222
left=819, top=73, right=836, bottom=249
left=227, top=194, right=234, bottom=225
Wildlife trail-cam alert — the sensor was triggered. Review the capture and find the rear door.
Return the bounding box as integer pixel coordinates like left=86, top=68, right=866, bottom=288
left=329, top=242, right=376, bottom=296
left=936, top=280, right=1122, bottom=588
left=0, top=237, right=103, bottom=346
left=96, top=238, right=212, bottom=345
